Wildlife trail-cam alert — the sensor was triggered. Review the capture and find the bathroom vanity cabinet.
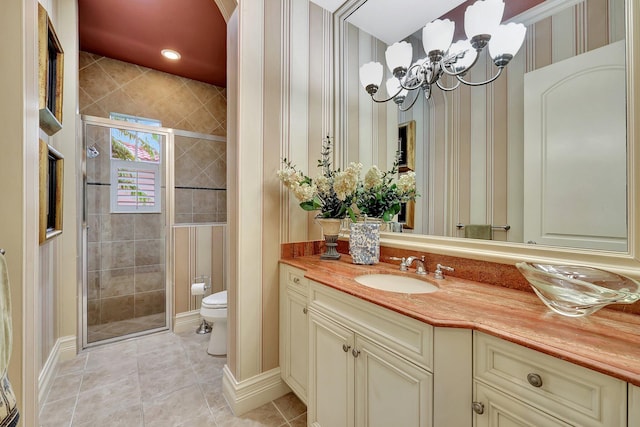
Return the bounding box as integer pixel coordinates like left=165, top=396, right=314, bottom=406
left=472, top=332, right=627, bottom=427
left=279, top=265, right=309, bottom=404
left=308, top=281, right=435, bottom=427
left=278, top=261, right=636, bottom=426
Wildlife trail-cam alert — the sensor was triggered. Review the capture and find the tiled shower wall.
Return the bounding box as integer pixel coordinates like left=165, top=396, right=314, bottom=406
left=79, top=51, right=227, bottom=224
left=175, top=134, right=227, bottom=224
left=80, top=52, right=227, bottom=332
left=85, top=124, right=167, bottom=332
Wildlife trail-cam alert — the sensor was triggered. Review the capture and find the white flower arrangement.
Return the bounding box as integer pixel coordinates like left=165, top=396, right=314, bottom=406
left=278, top=136, right=362, bottom=219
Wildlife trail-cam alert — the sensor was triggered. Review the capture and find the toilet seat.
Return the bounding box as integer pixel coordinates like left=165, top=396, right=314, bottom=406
left=202, top=290, right=227, bottom=309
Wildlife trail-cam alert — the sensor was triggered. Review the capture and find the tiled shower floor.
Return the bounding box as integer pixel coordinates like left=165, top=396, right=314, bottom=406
left=87, top=313, right=166, bottom=343
left=40, top=331, right=307, bottom=426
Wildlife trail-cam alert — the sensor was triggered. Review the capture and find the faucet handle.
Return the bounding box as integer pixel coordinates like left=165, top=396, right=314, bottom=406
left=389, top=256, right=408, bottom=271
left=434, top=264, right=454, bottom=279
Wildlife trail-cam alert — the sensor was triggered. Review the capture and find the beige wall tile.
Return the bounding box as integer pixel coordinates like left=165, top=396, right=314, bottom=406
left=79, top=63, right=119, bottom=102
left=100, top=296, right=135, bottom=324
left=101, top=241, right=136, bottom=269
left=135, top=265, right=165, bottom=293
left=134, top=213, right=164, bottom=239
left=101, top=213, right=136, bottom=242
left=87, top=242, right=101, bottom=272
left=134, top=290, right=165, bottom=317
left=101, top=267, right=135, bottom=298
left=87, top=301, right=101, bottom=326
left=87, top=271, right=100, bottom=301
left=134, top=239, right=165, bottom=266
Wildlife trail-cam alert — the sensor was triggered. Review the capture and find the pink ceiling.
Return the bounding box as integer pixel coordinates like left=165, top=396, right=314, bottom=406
left=78, top=0, right=227, bottom=87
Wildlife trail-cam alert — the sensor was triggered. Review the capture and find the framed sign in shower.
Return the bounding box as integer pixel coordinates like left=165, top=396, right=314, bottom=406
left=38, top=3, right=64, bottom=136
left=39, top=139, right=64, bottom=244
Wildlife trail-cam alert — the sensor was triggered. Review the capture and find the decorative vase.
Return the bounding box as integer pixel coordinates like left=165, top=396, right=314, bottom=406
left=349, top=222, right=380, bottom=265
left=358, top=215, right=387, bottom=232
left=316, top=217, right=342, bottom=260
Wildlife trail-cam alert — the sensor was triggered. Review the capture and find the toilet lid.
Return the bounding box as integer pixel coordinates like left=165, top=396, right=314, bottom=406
left=202, top=290, right=227, bottom=308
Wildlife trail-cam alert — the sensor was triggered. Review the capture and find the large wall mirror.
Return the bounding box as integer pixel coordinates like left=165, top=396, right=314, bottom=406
left=327, top=0, right=640, bottom=274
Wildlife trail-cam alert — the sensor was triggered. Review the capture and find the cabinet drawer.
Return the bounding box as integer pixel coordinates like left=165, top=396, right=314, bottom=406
left=309, top=281, right=433, bottom=370
left=474, top=332, right=626, bottom=427
left=474, top=381, right=571, bottom=427
left=281, top=264, right=308, bottom=294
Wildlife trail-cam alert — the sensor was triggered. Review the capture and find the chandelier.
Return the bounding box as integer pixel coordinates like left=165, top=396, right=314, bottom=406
left=358, top=0, right=526, bottom=111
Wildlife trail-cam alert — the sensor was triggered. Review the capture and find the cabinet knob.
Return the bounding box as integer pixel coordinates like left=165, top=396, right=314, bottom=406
left=527, top=373, right=543, bottom=388
left=352, top=348, right=361, bottom=358
left=302, top=307, right=308, bottom=314
left=472, top=401, right=485, bottom=415
left=293, top=277, right=300, bottom=284
left=342, top=344, right=351, bottom=352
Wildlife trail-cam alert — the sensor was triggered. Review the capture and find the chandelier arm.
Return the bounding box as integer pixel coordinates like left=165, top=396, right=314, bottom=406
left=441, top=50, right=481, bottom=77
left=398, top=87, right=424, bottom=112
left=369, top=86, right=406, bottom=103
left=436, top=79, right=461, bottom=92
left=455, top=67, right=504, bottom=87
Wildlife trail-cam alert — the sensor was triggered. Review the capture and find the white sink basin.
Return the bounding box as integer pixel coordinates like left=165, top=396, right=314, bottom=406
left=354, top=274, right=438, bottom=294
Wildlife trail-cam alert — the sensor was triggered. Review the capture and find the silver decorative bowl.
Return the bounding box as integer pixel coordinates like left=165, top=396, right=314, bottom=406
left=515, top=262, right=640, bottom=317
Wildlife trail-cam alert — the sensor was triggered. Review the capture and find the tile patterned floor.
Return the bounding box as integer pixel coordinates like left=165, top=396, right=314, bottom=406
left=39, top=331, right=307, bottom=426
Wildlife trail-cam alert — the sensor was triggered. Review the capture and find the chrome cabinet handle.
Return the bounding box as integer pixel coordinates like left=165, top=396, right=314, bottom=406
left=352, top=348, right=361, bottom=358
left=302, top=307, right=307, bottom=314
left=472, top=401, right=485, bottom=415
left=342, top=344, right=351, bottom=352
left=293, top=277, right=300, bottom=284
left=527, top=373, right=543, bottom=388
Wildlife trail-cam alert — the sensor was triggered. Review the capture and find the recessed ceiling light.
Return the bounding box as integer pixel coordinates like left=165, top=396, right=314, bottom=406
left=161, top=49, right=181, bottom=60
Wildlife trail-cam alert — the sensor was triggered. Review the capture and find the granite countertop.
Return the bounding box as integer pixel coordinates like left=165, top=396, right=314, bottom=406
left=280, top=255, right=640, bottom=386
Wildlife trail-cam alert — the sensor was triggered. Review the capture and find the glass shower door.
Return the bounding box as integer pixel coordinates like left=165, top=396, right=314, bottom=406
left=82, top=116, right=170, bottom=347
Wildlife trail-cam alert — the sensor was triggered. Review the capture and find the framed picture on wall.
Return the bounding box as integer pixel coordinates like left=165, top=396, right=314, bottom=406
left=38, top=3, right=64, bottom=136
left=398, top=120, right=415, bottom=172
left=39, top=139, right=64, bottom=244
left=397, top=200, right=415, bottom=230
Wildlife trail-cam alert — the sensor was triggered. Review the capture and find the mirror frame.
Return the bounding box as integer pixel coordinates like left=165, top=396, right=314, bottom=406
left=334, top=0, right=640, bottom=276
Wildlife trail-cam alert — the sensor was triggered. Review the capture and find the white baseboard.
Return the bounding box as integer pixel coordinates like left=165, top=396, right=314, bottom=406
left=38, top=335, right=77, bottom=405
left=173, top=310, right=203, bottom=334
left=222, top=366, right=291, bottom=416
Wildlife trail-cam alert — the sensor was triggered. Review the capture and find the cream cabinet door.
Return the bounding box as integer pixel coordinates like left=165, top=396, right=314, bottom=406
left=308, top=310, right=355, bottom=427
left=474, top=382, right=571, bottom=427
left=280, top=288, right=309, bottom=403
left=354, top=335, right=433, bottom=427
left=279, top=265, right=309, bottom=404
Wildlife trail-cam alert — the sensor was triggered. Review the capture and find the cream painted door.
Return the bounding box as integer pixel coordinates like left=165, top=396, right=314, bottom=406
left=308, top=310, right=355, bottom=427
left=523, top=40, right=626, bottom=251
left=281, top=288, right=309, bottom=403
left=354, top=335, right=433, bottom=427
left=474, top=382, right=571, bottom=427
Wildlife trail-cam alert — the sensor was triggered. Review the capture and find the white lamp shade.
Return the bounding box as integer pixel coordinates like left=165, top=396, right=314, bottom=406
left=464, top=0, right=505, bottom=39
left=448, top=39, right=475, bottom=72
left=359, top=61, right=383, bottom=89
left=489, top=23, right=527, bottom=58
left=422, top=19, right=455, bottom=55
left=385, top=41, right=413, bottom=73
left=385, top=78, right=408, bottom=97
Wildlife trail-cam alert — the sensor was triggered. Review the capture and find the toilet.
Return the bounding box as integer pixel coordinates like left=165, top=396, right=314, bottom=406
left=200, top=290, right=228, bottom=356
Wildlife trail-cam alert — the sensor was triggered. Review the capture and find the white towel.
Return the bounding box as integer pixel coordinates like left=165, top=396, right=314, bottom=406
left=0, top=253, right=11, bottom=379
left=0, top=252, right=18, bottom=427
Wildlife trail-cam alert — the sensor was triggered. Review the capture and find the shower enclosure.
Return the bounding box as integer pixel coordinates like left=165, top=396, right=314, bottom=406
left=82, top=116, right=172, bottom=347
left=81, top=115, right=226, bottom=348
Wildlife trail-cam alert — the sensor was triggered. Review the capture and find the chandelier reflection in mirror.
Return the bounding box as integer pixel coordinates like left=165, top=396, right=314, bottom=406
left=359, top=0, right=526, bottom=111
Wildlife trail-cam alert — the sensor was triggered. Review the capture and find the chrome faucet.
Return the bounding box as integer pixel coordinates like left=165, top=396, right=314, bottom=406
left=434, top=263, right=454, bottom=279
left=405, top=256, right=427, bottom=275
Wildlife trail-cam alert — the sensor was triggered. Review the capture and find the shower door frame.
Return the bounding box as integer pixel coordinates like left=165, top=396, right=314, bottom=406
left=80, top=115, right=175, bottom=349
